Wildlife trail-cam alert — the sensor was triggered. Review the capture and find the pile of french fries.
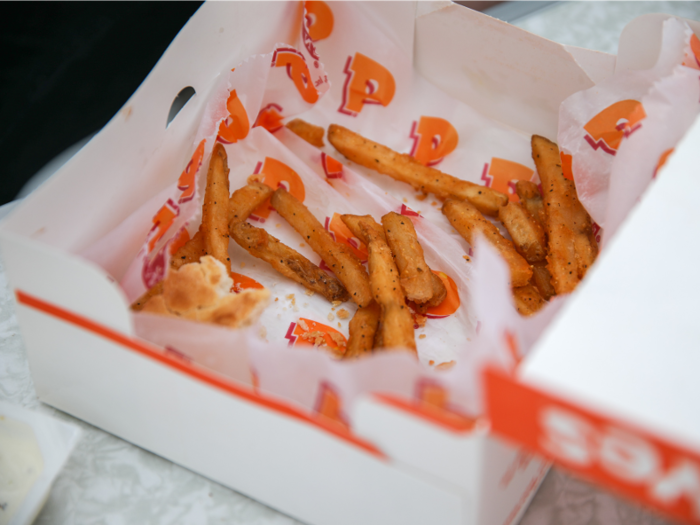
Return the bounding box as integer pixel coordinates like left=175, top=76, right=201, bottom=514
left=132, top=117, right=598, bottom=357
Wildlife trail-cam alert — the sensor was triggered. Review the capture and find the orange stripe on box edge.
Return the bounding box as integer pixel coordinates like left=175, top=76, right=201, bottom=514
left=373, top=393, right=479, bottom=434
left=15, top=290, right=385, bottom=459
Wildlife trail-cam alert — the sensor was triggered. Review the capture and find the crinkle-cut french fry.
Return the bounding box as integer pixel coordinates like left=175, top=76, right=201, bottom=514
left=499, top=202, right=547, bottom=264
left=512, top=284, right=546, bottom=316
left=382, top=212, right=442, bottom=305
left=442, top=198, right=532, bottom=287
left=362, top=223, right=416, bottom=352
left=515, top=180, right=547, bottom=230
left=201, top=143, right=231, bottom=265
left=345, top=302, right=381, bottom=359
left=531, top=261, right=555, bottom=301
left=340, top=214, right=385, bottom=245
left=328, top=124, right=507, bottom=216
left=271, top=188, right=372, bottom=307
left=230, top=222, right=349, bottom=303
left=285, top=118, right=325, bottom=148
left=531, top=135, right=598, bottom=294
left=229, top=182, right=274, bottom=227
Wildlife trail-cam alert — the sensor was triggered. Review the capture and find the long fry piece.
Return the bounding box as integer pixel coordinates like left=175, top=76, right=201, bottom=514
left=340, top=214, right=386, bottom=245
left=515, top=180, right=547, bottom=230
left=328, top=124, right=507, bottom=216
left=285, top=119, right=325, bottom=148
left=345, top=302, right=381, bottom=359
left=531, top=262, right=555, bottom=301
left=382, top=212, right=443, bottom=305
left=512, top=284, right=546, bottom=316
left=362, top=223, right=416, bottom=352
left=230, top=222, right=349, bottom=303
left=229, top=182, right=274, bottom=227
left=271, top=188, right=372, bottom=307
left=442, top=198, right=532, bottom=287
left=531, top=135, right=598, bottom=294
left=201, top=143, right=231, bottom=265
left=498, top=202, right=547, bottom=264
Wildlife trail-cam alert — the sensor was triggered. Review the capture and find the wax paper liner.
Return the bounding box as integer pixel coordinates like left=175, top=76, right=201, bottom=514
left=557, top=18, right=700, bottom=240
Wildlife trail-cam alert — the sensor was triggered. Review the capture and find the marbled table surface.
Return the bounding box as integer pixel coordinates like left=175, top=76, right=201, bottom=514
left=4, top=2, right=699, bottom=524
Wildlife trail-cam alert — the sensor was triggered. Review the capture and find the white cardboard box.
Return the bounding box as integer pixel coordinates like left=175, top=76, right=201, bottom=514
left=2, top=3, right=692, bottom=524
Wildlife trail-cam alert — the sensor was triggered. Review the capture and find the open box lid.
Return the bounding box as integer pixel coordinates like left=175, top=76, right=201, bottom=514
left=485, top=14, right=700, bottom=525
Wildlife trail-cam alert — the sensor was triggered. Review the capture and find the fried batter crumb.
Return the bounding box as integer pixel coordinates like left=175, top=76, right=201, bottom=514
left=436, top=360, right=456, bottom=371
left=402, top=197, right=408, bottom=203
left=463, top=255, right=471, bottom=262
left=331, top=300, right=342, bottom=307
left=304, top=289, right=315, bottom=296
left=414, top=313, right=427, bottom=328
left=338, top=322, right=342, bottom=328
left=259, top=325, right=267, bottom=339
left=328, top=312, right=335, bottom=322
left=329, top=332, right=346, bottom=349
left=286, top=293, right=296, bottom=305
left=416, top=193, right=428, bottom=201
left=299, top=243, right=306, bottom=248
left=240, top=262, right=246, bottom=268
left=298, top=319, right=309, bottom=331
left=301, top=331, right=327, bottom=347
left=337, top=308, right=350, bottom=320
left=431, top=201, right=438, bottom=206
left=419, top=334, right=426, bottom=339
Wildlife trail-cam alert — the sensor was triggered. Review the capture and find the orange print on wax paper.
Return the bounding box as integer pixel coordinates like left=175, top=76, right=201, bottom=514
left=409, top=117, right=458, bottom=167
left=177, top=140, right=206, bottom=204
left=325, top=213, right=367, bottom=261
left=248, top=157, right=306, bottom=222
left=321, top=152, right=343, bottom=180
left=254, top=103, right=285, bottom=133
left=653, top=148, right=675, bottom=179
left=339, top=52, right=395, bottom=116
left=560, top=151, right=574, bottom=182
left=304, top=1, right=334, bottom=42
left=286, top=318, right=348, bottom=355
left=147, top=200, right=179, bottom=253
left=583, top=100, right=646, bottom=155
left=425, top=271, right=460, bottom=319
left=481, top=158, right=534, bottom=202
left=217, top=90, right=250, bottom=144
left=313, top=382, right=350, bottom=432
left=272, top=48, right=319, bottom=104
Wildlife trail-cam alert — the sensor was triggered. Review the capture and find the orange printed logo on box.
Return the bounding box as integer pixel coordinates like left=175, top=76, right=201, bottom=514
left=272, top=47, right=319, bottom=104
left=313, top=382, right=349, bottom=431
left=426, top=271, right=460, bottom=319
left=583, top=100, right=646, bottom=155
left=325, top=213, right=367, bottom=261
left=321, top=152, right=343, bottom=179
left=249, top=157, right=306, bottom=222
left=481, top=158, right=535, bottom=202
left=217, top=89, right=250, bottom=144
left=230, top=272, right=264, bottom=292
left=653, top=148, right=675, bottom=179
left=304, top=1, right=333, bottom=42
left=285, top=318, right=347, bottom=354
left=177, top=139, right=206, bottom=203
left=409, top=116, right=458, bottom=167
left=254, top=103, right=285, bottom=133
left=339, top=52, right=395, bottom=116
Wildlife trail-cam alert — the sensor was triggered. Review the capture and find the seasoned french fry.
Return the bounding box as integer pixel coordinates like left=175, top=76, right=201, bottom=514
left=171, top=231, right=206, bottom=270
left=498, top=202, right=547, bottom=264
left=531, top=135, right=598, bottom=294
left=131, top=281, right=164, bottom=311
left=442, top=198, right=532, bottom=287
left=271, top=188, right=372, bottom=307
left=427, top=272, right=447, bottom=308
left=285, top=118, right=325, bottom=148
left=512, top=284, right=546, bottom=316
left=229, top=182, right=274, bottom=227
left=382, top=212, right=442, bottom=305
left=230, top=222, right=349, bottom=303
left=515, top=180, right=547, bottom=230
left=328, top=124, right=507, bottom=216
left=201, top=143, right=231, bottom=265
left=363, top=224, right=416, bottom=352
left=531, top=261, right=555, bottom=301
left=345, top=302, right=381, bottom=359
left=340, top=214, right=385, bottom=245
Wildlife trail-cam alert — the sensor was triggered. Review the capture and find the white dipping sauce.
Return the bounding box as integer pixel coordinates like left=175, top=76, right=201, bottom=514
left=0, top=415, right=44, bottom=525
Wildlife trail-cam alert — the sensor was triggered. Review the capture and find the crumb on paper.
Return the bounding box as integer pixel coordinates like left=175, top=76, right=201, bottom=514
left=277, top=313, right=282, bottom=319
left=304, top=289, right=315, bottom=296
left=436, top=360, right=456, bottom=371
left=331, top=300, right=342, bottom=308
left=329, top=332, right=346, bottom=349
left=275, top=223, right=281, bottom=228
left=419, top=334, right=426, bottom=339
left=293, top=305, right=299, bottom=312
left=275, top=297, right=279, bottom=302
left=415, top=313, right=427, bottom=328
left=402, top=197, right=408, bottom=203
left=429, top=360, right=435, bottom=366
left=299, top=243, right=306, bottom=248
left=337, top=308, right=349, bottom=320
left=431, top=201, right=438, bottom=207
left=286, top=293, right=296, bottom=306
left=301, top=331, right=327, bottom=347
left=240, top=262, right=246, bottom=268
left=416, top=193, right=428, bottom=201
left=463, top=255, right=471, bottom=262
left=298, top=319, right=309, bottom=331
left=259, top=325, right=267, bottom=339
left=338, top=322, right=342, bottom=328
left=328, top=312, right=335, bottom=322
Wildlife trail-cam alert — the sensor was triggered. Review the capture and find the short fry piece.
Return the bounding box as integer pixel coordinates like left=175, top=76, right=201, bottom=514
left=515, top=180, right=547, bottom=230
left=229, top=182, right=274, bottom=227
left=531, top=136, right=598, bottom=294
left=271, top=188, right=372, bottom=307
left=286, top=118, right=325, bottom=148
left=531, top=261, right=555, bottom=301
left=328, top=124, right=507, bottom=216
left=171, top=231, right=206, bottom=270
left=345, top=302, right=381, bottom=359
left=382, top=212, right=442, bottom=305
left=499, top=202, right=547, bottom=264
left=131, top=281, right=163, bottom=311
left=201, top=143, right=231, bottom=265
left=512, top=284, right=546, bottom=316
left=427, top=272, right=447, bottom=308
left=230, top=222, right=349, bottom=303
left=340, top=214, right=385, bottom=245
left=442, top=199, right=532, bottom=287
left=364, top=226, right=416, bottom=352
